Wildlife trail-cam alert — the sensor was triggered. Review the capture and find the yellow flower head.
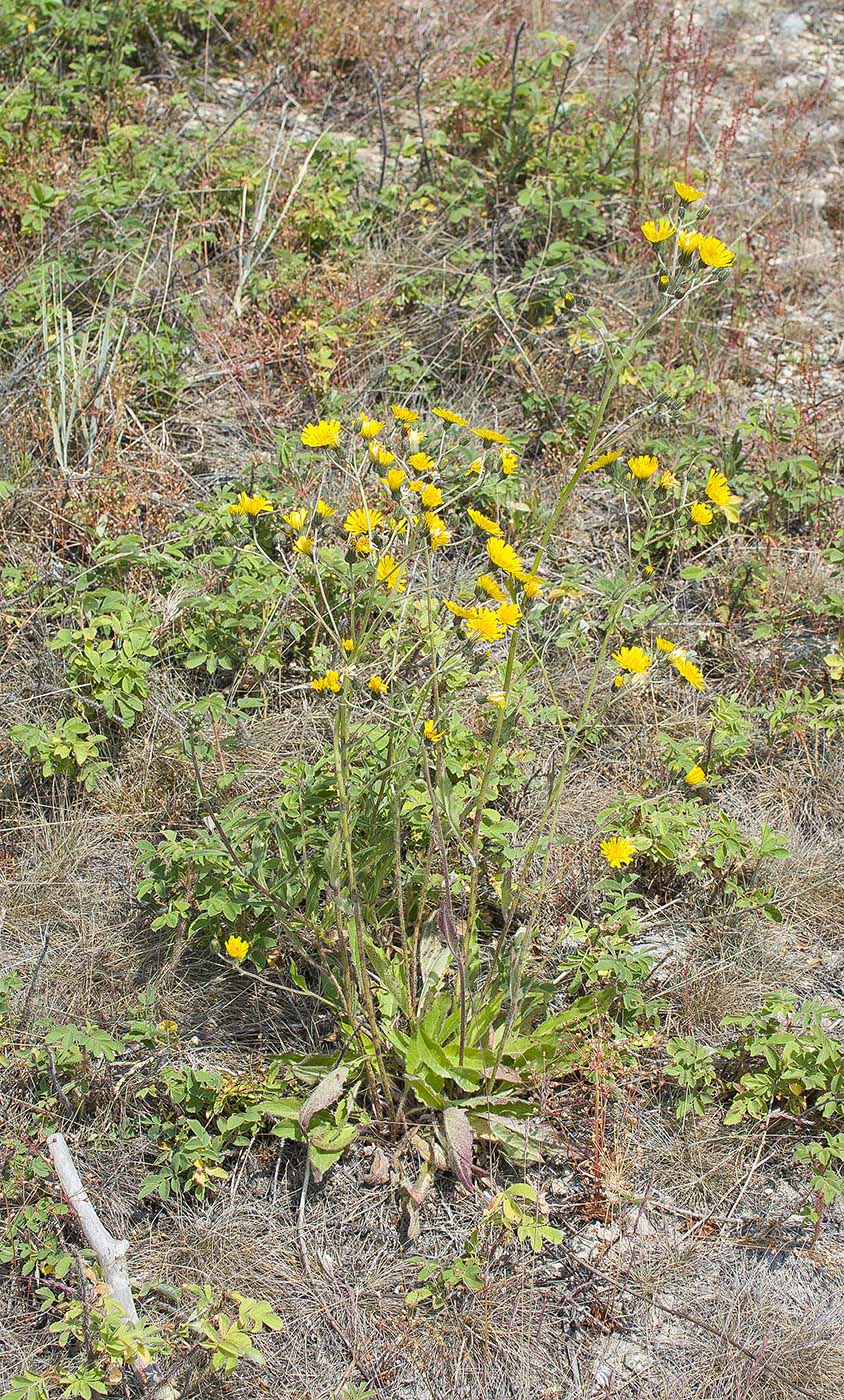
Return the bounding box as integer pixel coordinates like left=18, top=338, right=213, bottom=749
left=432, top=407, right=468, bottom=426
left=677, top=230, right=702, bottom=256
left=344, top=506, right=384, bottom=536
left=316, top=498, right=335, bottom=518
left=228, top=492, right=273, bottom=517
left=301, top=419, right=341, bottom=448
left=674, top=180, right=705, bottom=203
left=391, top=404, right=419, bottom=423
left=690, top=501, right=713, bottom=526
left=697, top=235, right=734, bottom=268
left=443, top=599, right=470, bottom=618
left=408, top=451, right=436, bottom=474
left=420, top=482, right=443, bottom=509
left=382, top=468, right=406, bottom=493
left=467, top=506, right=502, bottom=536
left=486, top=692, right=506, bottom=709
left=376, top=553, right=408, bottom=593
left=685, top=765, right=706, bottom=786
left=672, top=655, right=704, bottom=690
left=628, top=454, right=659, bottom=480
left=424, top=512, right=450, bottom=548
left=658, top=469, right=678, bottom=489
left=465, top=607, right=507, bottom=643
left=704, top=469, right=731, bottom=508
left=655, top=636, right=676, bottom=653
left=496, top=601, right=521, bottom=627
left=369, top=441, right=395, bottom=467
left=471, top=426, right=510, bottom=445
left=405, top=428, right=425, bottom=448
left=423, top=719, right=443, bottom=742
left=292, top=534, right=313, bottom=555
left=641, top=217, right=676, bottom=244
left=500, top=450, right=518, bottom=476
left=477, top=573, right=506, bottom=603
left=600, top=835, right=637, bottom=869
left=612, top=645, right=651, bottom=675
left=311, top=669, right=342, bottom=693
left=225, top=935, right=249, bottom=959
left=586, top=449, right=622, bottom=473
left=487, top=536, right=523, bottom=578
left=341, top=637, right=354, bottom=653
left=520, top=574, right=543, bottom=599
left=359, top=414, right=385, bottom=439
left=282, top=507, right=307, bottom=531
left=368, top=675, right=388, bottom=695
left=354, top=537, right=373, bottom=556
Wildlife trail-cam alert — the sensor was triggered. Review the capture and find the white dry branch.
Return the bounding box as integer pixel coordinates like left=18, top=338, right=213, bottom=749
left=47, top=1132, right=176, bottom=1396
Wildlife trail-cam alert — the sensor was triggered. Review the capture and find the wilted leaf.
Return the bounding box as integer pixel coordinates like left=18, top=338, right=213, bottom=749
left=298, top=1065, right=348, bottom=1132
left=442, top=1106, right=474, bottom=1190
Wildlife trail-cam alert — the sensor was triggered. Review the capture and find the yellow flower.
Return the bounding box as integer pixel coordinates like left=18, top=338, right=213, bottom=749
left=477, top=573, right=506, bottom=603
left=500, top=450, right=518, bottom=476
left=344, top=506, right=384, bottom=536
left=408, top=451, right=436, bottom=474
left=359, top=414, right=384, bottom=438
left=487, top=536, right=523, bottom=578
left=341, top=638, right=354, bottom=653
left=600, top=835, right=637, bottom=868
left=486, top=692, right=506, bottom=709
left=423, top=719, right=443, bottom=742
left=405, top=428, right=425, bottom=447
left=612, top=645, right=651, bottom=674
left=641, top=217, right=676, bottom=244
left=465, top=458, right=484, bottom=476
left=628, top=454, right=659, bottom=480
left=658, top=469, right=678, bottom=489
left=465, top=607, right=507, bottom=643
left=424, top=512, right=450, bottom=548
left=704, top=469, right=731, bottom=508
left=520, top=574, right=543, bottom=599
left=316, top=498, right=335, bottom=518
left=301, top=419, right=341, bottom=448
left=677, top=230, right=702, bottom=256
left=655, top=636, right=676, bottom=653
left=471, top=426, right=510, bottom=445
left=672, top=655, right=704, bottom=690
left=282, top=507, right=307, bottom=531
left=586, top=449, right=622, bottom=472
left=368, top=675, right=388, bottom=694
left=225, top=935, right=249, bottom=959
left=690, top=501, right=713, bottom=526
left=369, top=441, right=395, bottom=466
left=443, top=600, right=470, bottom=618
left=419, top=482, right=443, bottom=509
left=376, top=553, right=408, bottom=592
left=467, top=507, right=502, bottom=536
left=685, top=765, right=706, bottom=785
left=674, top=180, right=705, bottom=203
left=292, top=534, right=313, bottom=555
left=432, top=407, right=468, bottom=426
left=311, top=669, right=342, bottom=693
left=382, top=468, right=406, bottom=492
left=354, top=537, right=373, bottom=556
left=496, top=601, right=521, bottom=627
left=228, top=492, right=273, bottom=516
left=697, top=235, right=734, bottom=268
left=391, top=404, right=419, bottom=423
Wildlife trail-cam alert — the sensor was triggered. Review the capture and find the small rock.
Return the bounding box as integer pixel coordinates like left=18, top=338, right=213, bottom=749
left=778, top=11, right=807, bottom=33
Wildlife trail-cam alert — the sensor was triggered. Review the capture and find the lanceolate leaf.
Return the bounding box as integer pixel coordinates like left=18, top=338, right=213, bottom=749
left=298, top=1065, right=348, bottom=1132
left=442, top=1106, right=474, bottom=1190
